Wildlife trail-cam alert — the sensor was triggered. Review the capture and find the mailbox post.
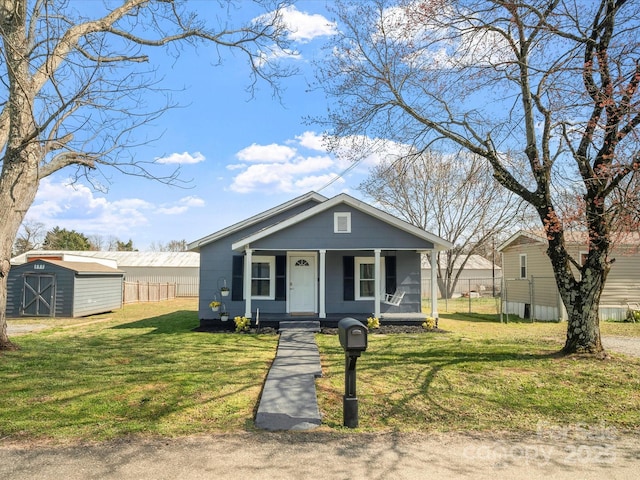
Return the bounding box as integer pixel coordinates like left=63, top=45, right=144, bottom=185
left=337, top=317, right=368, bottom=428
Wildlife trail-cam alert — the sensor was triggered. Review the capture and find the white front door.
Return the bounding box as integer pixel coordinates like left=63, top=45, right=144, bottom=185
left=289, top=254, right=316, bottom=313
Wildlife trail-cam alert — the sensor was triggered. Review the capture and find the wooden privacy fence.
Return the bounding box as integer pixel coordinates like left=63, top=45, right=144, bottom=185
left=123, top=281, right=177, bottom=304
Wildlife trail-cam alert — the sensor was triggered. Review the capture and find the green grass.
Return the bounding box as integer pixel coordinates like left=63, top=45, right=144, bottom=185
left=315, top=317, right=640, bottom=433
left=0, top=299, right=278, bottom=443
left=2, top=300, right=640, bottom=444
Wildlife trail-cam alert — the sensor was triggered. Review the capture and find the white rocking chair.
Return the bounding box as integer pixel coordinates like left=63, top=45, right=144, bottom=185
left=383, top=290, right=405, bottom=306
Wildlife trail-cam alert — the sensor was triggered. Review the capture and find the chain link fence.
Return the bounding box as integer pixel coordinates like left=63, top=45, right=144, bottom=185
left=422, top=276, right=502, bottom=316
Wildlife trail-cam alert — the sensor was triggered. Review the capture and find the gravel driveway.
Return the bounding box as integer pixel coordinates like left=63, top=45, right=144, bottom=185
left=603, top=336, right=640, bottom=357
left=1, top=431, right=639, bottom=480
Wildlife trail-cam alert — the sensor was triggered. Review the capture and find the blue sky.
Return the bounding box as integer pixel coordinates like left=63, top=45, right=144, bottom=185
left=24, top=1, right=392, bottom=250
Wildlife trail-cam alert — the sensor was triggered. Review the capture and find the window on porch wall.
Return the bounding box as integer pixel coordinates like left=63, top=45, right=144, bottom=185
left=251, top=256, right=275, bottom=299
left=355, top=257, right=385, bottom=300
left=232, top=255, right=286, bottom=301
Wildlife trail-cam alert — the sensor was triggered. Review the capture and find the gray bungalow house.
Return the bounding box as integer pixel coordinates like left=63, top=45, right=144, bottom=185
left=188, top=192, right=452, bottom=323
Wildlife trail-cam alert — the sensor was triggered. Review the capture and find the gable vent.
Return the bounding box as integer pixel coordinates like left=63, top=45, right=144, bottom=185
left=334, top=212, right=351, bottom=233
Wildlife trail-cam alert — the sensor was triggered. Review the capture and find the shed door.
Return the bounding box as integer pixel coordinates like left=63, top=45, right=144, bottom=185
left=22, top=274, right=55, bottom=317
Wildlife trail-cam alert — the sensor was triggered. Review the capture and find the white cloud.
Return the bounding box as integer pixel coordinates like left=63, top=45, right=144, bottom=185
left=155, top=151, right=205, bottom=165
left=227, top=130, right=415, bottom=195
left=295, top=174, right=344, bottom=191
left=254, top=47, right=302, bottom=68
left=230, top=154, right=335, bottom=193
left=295, top=131, right=327, bottom=152
left=236, top=143, right=297, bottom=163
left=251, top=5, right=336, bottom=67
left=280, top=5, right=338, bottom=43
left=377, top=2, right=511, bottom=70
left=25, top=179, right=207, bottom=237
left=26, top=179, right=152, bottom=235
left=157, top=196, right=206, bottom=215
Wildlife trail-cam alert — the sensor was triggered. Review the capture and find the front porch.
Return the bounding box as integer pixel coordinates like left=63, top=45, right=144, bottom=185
left=197, top=311, right=428, bottom=331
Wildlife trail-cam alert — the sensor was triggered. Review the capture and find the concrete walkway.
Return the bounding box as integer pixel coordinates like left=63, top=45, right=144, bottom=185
left=254, top=321, right=323, bottom=431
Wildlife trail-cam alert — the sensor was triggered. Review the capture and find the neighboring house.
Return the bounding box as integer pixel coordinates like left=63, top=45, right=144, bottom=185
left=421, top=254, right=502, bottom=298
left=188, top=192, right=452, bottom=322
left=11, top=251, right=199, bottom=297
left=6, top=259, right=124, bottom=318
left=499, top=230, right=640, bottom=321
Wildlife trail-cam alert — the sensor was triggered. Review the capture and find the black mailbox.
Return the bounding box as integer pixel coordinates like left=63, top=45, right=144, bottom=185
left=338, top=317, right=368, bottom=352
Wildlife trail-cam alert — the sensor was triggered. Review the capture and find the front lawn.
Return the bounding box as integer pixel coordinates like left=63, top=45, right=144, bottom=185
left=2, top=300, right=639, bottom=444
left=316, top=318, right=640, bottom=433
left=0, top=298, right=278, bottom=443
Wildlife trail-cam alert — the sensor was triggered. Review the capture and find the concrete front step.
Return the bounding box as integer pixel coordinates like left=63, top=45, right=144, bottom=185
left=279, top=320, right=321, bottom=332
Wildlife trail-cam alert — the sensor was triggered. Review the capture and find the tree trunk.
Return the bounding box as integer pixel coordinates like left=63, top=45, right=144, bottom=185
left=0, top=275, right=17, bottom=350
left=563, top=300, right=604, bottom=355
left=550, top=247, right=608, bottom=355
left=0, top=0, right=41, bottom=350
left=0, top=160, right=39, bottom=350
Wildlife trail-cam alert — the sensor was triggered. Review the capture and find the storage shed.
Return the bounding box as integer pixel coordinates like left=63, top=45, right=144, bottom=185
left=6, top=259, right=124, bottom=318
left=11, top=250, right=199, bottom=297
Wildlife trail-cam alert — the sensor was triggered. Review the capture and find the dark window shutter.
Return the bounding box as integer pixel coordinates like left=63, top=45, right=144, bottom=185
left=275, top=255, right=286, bottom=301
left=385, top=256, right=397, bottom=294
left=343, top=255, right=355, bottom=301
left=232, top=255, right=244, bottom=301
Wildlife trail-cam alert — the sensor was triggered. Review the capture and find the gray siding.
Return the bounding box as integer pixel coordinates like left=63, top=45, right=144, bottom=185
left=6, top=261, right=123, bottom=318
left=199, top=247, right=422, bottom=319
left=198, top=200, right=428, bottom=319
left=73, top=275, right=123, bottom=317
left=6, top=263, right=75, bottom=317
left=199, top=203, right=318, bottom=318
left=5, top=267, right=23, bottom=317
left=52, top=270, right=74, bottom=317
left=324, top=251, right=420, bottom=314
left=251, top=207, right=435, bottom=251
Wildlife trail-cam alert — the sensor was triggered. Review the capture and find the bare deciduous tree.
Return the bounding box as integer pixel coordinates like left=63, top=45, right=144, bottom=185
left=0, top=0, right=294, bottom=350
left=317, top=0, right=640, bottom=355
left=12, top=220, right=46, bottom=256
left=359, top=150, right=526, bottom=298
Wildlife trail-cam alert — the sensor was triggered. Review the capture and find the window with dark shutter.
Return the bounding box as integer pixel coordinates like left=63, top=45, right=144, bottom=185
left=343, top=256, right=355, bottom=301
left=275, top=255, right=286, bottom=301
left=231, top=256, right=244, bottom=301
left=385, top=256, right=397, bottom=294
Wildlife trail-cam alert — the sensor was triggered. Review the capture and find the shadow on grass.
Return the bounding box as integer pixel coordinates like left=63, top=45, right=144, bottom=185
left=110, top=310, right=200, bottom=334
left=319, top=333, right=569, bottom=429
left=1, top=309, right=280, bottom=441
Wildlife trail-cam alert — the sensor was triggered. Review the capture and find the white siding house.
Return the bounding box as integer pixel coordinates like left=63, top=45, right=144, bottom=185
left=499, top=231, right=640, bottom=321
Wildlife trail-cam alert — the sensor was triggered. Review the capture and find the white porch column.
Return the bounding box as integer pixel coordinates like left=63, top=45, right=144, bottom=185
left=430, top=249, right=439, bottom=320
left=374, top=249, right=381, bottom=319
left=319, top=249, right=326, bottom=318
left=244, top=247, right=253, bottom=318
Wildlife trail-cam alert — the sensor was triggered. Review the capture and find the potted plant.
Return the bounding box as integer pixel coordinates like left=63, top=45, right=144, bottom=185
left=220, top=311, right=230, bottom=321
left=209, top=300, right=221, bottom=312
left=220, top=279, right=230, bottom=297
